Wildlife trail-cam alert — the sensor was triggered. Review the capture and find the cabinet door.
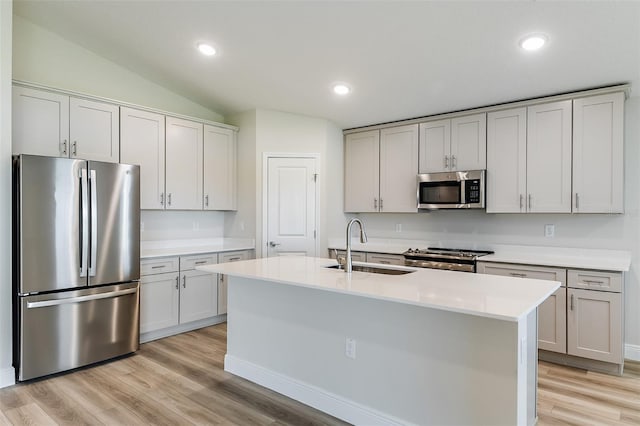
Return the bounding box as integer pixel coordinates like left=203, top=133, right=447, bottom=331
left=203, top=125, right=237, bottom=210
left=140, top=272, right=180, bottom=333
left=379, top=124, right=418, bottom=213
left=450, top=113, right=486, bottom=171
left=344, top=130, right=380, bottom=212
left=572, top=92, right=624, bottom=213
left=538, top=288, right=567, bottom=353
left=218, top=250, right=253, bottom=315
left=486, top=108, right=527, bottom=213
left=419, top=119, right=450, bottom=173
left=180, top=270, right=218, bottom=323
left=567, top=288, right=622, bottom=364
left=120, top=107, right=166, bottom=210
left=165, top=117, right=203, bottom=210
left=526, top=100, right=572, bottom=213
left=69, top=98, right=119, bottom=163
left=12, top=86, right=69, bottom=157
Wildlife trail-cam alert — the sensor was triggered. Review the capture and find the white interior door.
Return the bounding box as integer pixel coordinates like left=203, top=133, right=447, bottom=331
left=266, top=157, right=317, bottom=257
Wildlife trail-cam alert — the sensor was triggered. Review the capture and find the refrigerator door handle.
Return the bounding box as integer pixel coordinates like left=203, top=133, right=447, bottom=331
left=26, top=287, right=138, bottom=309
left=80, top=168, right=89, bottom=277
left=89, top=169, right=98, bottom=277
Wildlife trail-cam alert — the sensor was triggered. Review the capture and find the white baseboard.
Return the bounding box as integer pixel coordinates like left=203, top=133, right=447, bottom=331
left=625, top=344, right=640, bottom=362
left=224, top=354, right=408, bottom=426
left=0, top=366, right=15, bottom=389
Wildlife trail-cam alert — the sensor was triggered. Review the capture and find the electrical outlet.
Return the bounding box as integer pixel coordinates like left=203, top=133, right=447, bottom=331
left=345, top=338, right=356, bottom=359
left=544, top=224, right=555, bottom=238
left=395, top=223, right=402, bottom=232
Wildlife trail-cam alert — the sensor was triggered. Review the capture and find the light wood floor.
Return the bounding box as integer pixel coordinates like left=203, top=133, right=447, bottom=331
left=0, top=324, right=638, bottom=425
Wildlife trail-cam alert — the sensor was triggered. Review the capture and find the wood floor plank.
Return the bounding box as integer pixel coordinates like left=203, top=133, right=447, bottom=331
left=3, top=323, right=639, bottom=425
left=4, top=402, right=58, bottom=426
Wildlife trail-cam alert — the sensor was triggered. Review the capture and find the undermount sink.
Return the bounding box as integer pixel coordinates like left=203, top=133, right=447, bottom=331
left=325, top=264, right=415, bottom=275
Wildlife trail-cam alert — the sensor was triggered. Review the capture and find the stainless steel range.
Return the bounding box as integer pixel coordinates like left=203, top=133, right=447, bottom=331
left=403, top=247, right=494, bottom=272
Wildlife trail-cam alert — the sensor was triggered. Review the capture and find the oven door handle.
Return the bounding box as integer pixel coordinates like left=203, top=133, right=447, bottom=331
left=404, top=259, right=475, bottom=272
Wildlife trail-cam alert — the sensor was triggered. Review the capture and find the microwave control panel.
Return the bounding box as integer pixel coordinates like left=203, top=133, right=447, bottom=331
left=465, top=179, right=481, bottom=203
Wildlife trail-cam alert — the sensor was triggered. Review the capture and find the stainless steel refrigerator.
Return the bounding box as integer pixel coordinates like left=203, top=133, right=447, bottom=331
left=13, top=155, right=141, bottom=381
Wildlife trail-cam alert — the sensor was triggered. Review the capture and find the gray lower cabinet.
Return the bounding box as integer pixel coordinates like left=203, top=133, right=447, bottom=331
left=477, top=262, right=567, bottom=353
left=478, top=261, right=624, bottom=369
left=140, top=254, right=219, bottom=338
left=218, top=250, right=254, bottom=315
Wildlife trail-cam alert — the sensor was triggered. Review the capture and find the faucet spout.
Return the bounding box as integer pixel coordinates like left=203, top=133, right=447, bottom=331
left=345, top=218, right=367, bottom=273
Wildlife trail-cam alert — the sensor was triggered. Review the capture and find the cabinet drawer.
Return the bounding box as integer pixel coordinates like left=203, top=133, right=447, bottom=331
left=330, top=250, right=366, bottom=262
left=220, top=250, right=253, bottom=263
left=180, top=254, right=218, bottom=271
left=141, top=257, right=179, bottom=276
left=568, top=270, right=622, bottom=293
left=366, top=253, right=405, bottom=266
left=477, top=262, right=566, bottom=287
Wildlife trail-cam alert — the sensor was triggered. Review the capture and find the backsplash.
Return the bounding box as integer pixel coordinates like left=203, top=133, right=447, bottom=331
left=140, top=210, right=225, bottom=241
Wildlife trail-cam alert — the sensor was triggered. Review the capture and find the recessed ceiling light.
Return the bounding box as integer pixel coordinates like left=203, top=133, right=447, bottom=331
left=333, top=83, right=351, bottom=95
left=519, top=34, right=547, bottom=51
left=197, top=43, right=217, bottom=56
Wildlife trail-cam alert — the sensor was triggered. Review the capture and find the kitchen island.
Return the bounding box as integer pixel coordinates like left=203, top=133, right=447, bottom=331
left=197, top=256, right=559, bottom=426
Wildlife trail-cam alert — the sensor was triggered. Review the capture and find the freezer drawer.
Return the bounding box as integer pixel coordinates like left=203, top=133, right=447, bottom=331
left=17, top=282, right=140, bottom=381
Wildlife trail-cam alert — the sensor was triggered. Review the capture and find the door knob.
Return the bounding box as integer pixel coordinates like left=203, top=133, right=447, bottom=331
left=269, top=241, right=281, bottom=248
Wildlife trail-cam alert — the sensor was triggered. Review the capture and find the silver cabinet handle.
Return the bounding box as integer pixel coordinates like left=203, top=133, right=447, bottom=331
left=374, top=198, right=378, bottom=210
left=167, top=193, right=172, bottom=206
left=583, top=279, right=604, bottom=285
left=72, top=141, right=78, bottom=156
left=160, top=193, right=164, bottom=206
left=229, top=257, right=241, bottom=262
left=220, top=274, right=224, bottom=284
left=379, top=260, right=391, bottom=264
left=151, top=265, right=166, bottom=269
left=451, top=155, right=456, bottom=169
left=575, top=193, right=580, bottom=210
left=89, top=169, right=97, bottom=277
left=195, top=260, right=208, bottom=265
left=269, top=241, right=281, bottom=248
left=509, top=272, right=527, bottom=278
left=27, top=288, right=137, bottom=309
left=380, top=198, right=383, bottom=211
left=444, top=156, right=449, bottom=169
left=182, top=275, right=186, bottom=288
left=61, top=140, right=68, bottom=156
left=205, top=195, right=209, bottom=207
left=528, top=194, right=532, bottom=210
left=570, top=294, right=574, bottom=311
left=175, top=276, right=179, bottom=290
left=519, top=194, right=524, bottom=211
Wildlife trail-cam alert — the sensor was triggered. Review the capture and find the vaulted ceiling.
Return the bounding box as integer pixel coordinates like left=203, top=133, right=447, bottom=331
left=14, top=1, right=640, bottom=129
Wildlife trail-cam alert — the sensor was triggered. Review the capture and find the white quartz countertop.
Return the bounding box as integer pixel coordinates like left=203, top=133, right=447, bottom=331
left=197, top=256, right=559, bottom=322
left=141, top=238, right=255, bottom=259
left=327, top=239, right=631, bottom=271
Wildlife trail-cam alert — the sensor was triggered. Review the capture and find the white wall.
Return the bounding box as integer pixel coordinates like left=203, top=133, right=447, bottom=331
left=225, top=110, right=257, bottom=241
left=227, top=109, right=345, bottom=258
left=0, top=0, right=13, bottom=388
left=141, top=210, right=225, bottom=241
left=12, top=14, right=223, bottom=122
left=331, top=95, right=640, bottom=354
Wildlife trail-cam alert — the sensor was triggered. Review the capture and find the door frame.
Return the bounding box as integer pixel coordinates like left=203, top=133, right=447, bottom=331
left=262, top=152, right=321, bottom=258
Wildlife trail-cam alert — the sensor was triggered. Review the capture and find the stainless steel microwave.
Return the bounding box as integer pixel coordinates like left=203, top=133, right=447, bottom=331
left=417, top=170, right=485, bottom=210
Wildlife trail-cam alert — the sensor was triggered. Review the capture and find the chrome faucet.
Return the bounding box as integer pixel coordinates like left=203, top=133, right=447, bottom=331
left=345, top=218, right=368, bottom=273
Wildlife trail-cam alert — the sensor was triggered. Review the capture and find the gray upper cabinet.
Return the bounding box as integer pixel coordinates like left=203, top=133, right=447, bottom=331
left=13, top=85, right=119, bottom=163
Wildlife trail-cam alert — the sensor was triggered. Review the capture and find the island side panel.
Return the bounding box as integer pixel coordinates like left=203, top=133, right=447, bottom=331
left=225, top=276, right=528, bottom=425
